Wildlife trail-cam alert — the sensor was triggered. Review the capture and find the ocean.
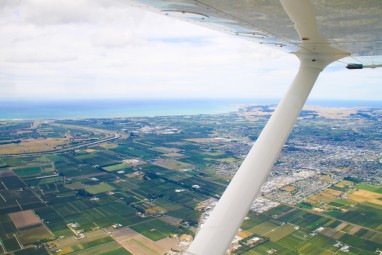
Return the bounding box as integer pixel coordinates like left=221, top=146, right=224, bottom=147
left=0, top=99, right=381, bottom=120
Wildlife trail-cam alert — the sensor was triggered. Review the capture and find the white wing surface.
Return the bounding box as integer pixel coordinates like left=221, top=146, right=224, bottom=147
left=130, top=0, right=382, bottom=66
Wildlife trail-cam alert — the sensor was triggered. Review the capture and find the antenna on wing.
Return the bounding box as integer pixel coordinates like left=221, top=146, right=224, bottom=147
left=347, top=63, right=382, bottom=69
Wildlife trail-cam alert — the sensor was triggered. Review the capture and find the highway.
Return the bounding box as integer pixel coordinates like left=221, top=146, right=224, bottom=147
left=1, top=121, right=120, bottom=157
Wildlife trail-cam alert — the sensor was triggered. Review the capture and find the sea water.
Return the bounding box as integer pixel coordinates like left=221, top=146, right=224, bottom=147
left=0, top=98, right=380, bottom=120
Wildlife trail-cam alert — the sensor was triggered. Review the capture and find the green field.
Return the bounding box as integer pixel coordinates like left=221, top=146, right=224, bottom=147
left=264, top=223, right=296, bottom=242
left=247, top=221, right=281, bottom=235
left=35, top=207, right=73, bottom=237
left=67, top=241, right=130, bottom=255
left=38, top=176, right=63, bottom=184
left=153, top=198, right=183, bottom=211
left=3, top=237, right=21, bottom=251
left=13, top=166, right=41, bottom=177
left=0, top=217, right=18, bottom=239
left=85, top=183, right=115, bottom=194
left=130, top=219, right=178, bottom=241
left=241, top=212, right=269, bottom=230
left=356, top=184, right=382, bottom=194
left=276, top=229, right=309, bottom=250
left=249, top=240, right=293, bottom=255
left=1, top=158, right=27, bottom=167
left=80, top=237, right=114, bottom=249
left=340, top=203, right=382, bottom=230
left=103, top=163, right=129, bottom=172
left=100, top=248, right=132, bottom=255
left=14, top=247, right=50, bottom=255
left=0, top=159, right=7, bottom=168
left=339, top=233, right=381, bottom=252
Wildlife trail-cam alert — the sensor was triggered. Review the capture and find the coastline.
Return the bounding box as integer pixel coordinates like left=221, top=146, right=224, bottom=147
left=0, top=99, right=380, bottom=120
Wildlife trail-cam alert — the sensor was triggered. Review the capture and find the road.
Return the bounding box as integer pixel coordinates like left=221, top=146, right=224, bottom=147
left=1, top=121, right=120, bottom=157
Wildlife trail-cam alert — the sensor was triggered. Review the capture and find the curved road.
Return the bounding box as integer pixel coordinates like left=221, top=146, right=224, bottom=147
left=1, top=122, right=121, bottom=157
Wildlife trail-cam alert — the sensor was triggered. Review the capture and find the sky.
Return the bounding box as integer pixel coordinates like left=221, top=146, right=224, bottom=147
left=0, top=0, right=381, bottom=101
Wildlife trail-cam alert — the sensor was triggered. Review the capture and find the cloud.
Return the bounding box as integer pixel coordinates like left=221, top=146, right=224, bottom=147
left=6, top=53, right=77, bottom=63
left=0, top=0, right=380, bottom=101
left=21, top=0, right=97, bottom=25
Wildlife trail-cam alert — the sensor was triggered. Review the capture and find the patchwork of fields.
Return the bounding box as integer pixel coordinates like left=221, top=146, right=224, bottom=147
left=0, top=108, right=381, bottom=254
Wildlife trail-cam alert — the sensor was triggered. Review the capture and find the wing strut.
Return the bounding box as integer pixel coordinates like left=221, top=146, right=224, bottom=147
left=186, top=1, right=348, bottom=254
left=185, top=52, right=342, bottom=255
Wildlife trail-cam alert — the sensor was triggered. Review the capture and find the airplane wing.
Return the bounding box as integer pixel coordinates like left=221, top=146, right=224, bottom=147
left=126, top=0, right=382, bottom=254
left=130, top=0, right=382, bottom=67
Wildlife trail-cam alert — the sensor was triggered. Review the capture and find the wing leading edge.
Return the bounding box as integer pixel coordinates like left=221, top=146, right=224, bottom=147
left=129, top=0, right=382, bottom=66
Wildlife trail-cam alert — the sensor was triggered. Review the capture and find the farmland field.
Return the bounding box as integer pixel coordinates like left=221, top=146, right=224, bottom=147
left=85, top=183, right=115, bottom=194
left=130, top=219, right=178, bottom=241
left=348, top=189, right=382, bottom=206
left=9, top=210, right=43, bottom=229
left=0, top=138, right=69, bottom=154
left=247, top=221, right=281, bottom=235
left=13, top=167, right=41, bottom=177
left=102, top=163, right=129, bottom=172
left=18, top=224, right=52, bottom=244
left=264, top=223, right=296, bottom=242
left=14, top=246, right=50, bottom=255
left=340, top=203, right=382, bottom=230
left=3, top=237, right=21, bottom=252
left=62, top=241, right=130, bottom=255
left=356, top=184, right=382, bottom=194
